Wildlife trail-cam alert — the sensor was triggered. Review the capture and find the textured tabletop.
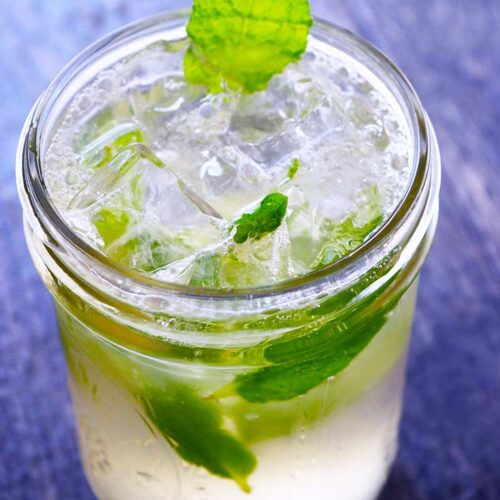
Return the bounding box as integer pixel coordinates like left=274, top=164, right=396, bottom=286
left=1, top=1, right=499, bottom=499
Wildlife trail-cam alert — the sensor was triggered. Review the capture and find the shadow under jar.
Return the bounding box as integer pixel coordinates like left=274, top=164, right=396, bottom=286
left=17, top=11, right=440, bottom=500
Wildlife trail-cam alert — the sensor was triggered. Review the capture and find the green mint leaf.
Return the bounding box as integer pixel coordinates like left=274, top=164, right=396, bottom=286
left=217, top=269, right=404, bottom=403
left=263, top=274, right=399, bottom=365
left=93, top=208, right=130, bottom=247
left=185, top=0, right=313, bottom=93
left=287, top=158, right=300, bottom=180
left=230, top=304, right=393, bottom=403
left=314, top=186, right=383, bottom=268
left=141, top=383, right=257, bottom=492
left=233, top=193, right=288, bottom=244
left=184, top=46, right=224, bottom=93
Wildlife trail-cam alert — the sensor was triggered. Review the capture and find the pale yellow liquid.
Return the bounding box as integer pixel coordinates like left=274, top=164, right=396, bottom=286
left=58, top=282, right=418, bottom=500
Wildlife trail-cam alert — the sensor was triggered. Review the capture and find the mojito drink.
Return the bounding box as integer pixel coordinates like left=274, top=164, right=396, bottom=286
left=18, top=7, right=440, bottom=500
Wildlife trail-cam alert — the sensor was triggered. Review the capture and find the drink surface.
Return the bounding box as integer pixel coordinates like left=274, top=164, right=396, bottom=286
left=43, top=28, right=412, bottom=288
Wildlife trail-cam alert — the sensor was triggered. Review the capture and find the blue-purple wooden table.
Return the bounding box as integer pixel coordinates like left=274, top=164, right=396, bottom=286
left=1, top=1, right=499, bottom=498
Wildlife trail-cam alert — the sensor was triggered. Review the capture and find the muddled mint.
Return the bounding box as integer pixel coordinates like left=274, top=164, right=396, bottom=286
left=185, top=0, right=313, bottom=93
left=313, top=186, right=383, bottom=267
left=233, top=193, right=288, bottom=244
left=93, top=208, right=192, bottom=272
left=188, top=253, right=223, bottom=288
left=83, top=129, right=145, bottom=170
left=287, top=158, right=300, bottom=180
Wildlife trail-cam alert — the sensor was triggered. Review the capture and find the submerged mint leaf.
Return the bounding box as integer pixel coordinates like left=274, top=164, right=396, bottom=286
left=233, top=193, right=288, bottom=244
left=231, top=315, right=387, bottom=403
left=61, top=312, right=257, bottom=493
left=141, top=382, right=257, bottom=492
left=229, top=301, right=397, bottom=403
left=217, top=270, right=405, bottom=403
left=185, top=0, right=313, bottom=93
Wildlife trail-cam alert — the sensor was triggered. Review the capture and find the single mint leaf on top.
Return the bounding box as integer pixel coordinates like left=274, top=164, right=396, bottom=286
left=233, top=193, right=288, bottom=244
left=185, top=0, right=313, bottom=93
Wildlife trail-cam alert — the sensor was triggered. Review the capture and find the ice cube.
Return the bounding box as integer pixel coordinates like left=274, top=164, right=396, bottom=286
left=129, top=75, right=206, bottom=144
left=225, top=224, right=297, bottom=287
left=79, top=124, right=146, bottom=170
left=152, top=254, right=197, bottom=284
left=287, top=202, right=324, bottom=270
left=197, top=146, right=275, bottom=220
left=155, top=223, right=297, bottom=288
left=266, top=223, right=296, bottom=281
left=106, top=222, right=195, bottom=273
left=122, top=39, right=189, bottom=89
left=69, top=143, right=163, bottom=210
left=133, top=81, right=233, bottom=152
left=141, top=165, right=224, bottom=235
left=66, top=141, right=227, bottom=275
left=229, top=70, right=345, bottom=169
left=72, top=99, right=135, bottom=153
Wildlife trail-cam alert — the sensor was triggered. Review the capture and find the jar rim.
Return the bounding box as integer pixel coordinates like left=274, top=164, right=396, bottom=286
left=18, top=10, right=438, bottom=301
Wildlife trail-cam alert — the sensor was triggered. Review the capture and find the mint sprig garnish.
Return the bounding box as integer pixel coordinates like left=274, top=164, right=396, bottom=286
left=185, top=0, right=313, bottom=93
left=233, top=193, right=288, bottom=244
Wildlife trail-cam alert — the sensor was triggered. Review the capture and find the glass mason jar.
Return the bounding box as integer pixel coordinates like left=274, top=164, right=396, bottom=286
left=17, top=11, right=440, bottom=500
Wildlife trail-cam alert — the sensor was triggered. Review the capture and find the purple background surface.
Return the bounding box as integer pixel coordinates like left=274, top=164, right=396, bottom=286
left=1, top=1, right=499, bottom=499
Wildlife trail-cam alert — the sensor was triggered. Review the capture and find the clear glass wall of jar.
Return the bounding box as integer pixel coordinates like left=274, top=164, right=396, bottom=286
left=17, top=12, right=440, bottom=500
